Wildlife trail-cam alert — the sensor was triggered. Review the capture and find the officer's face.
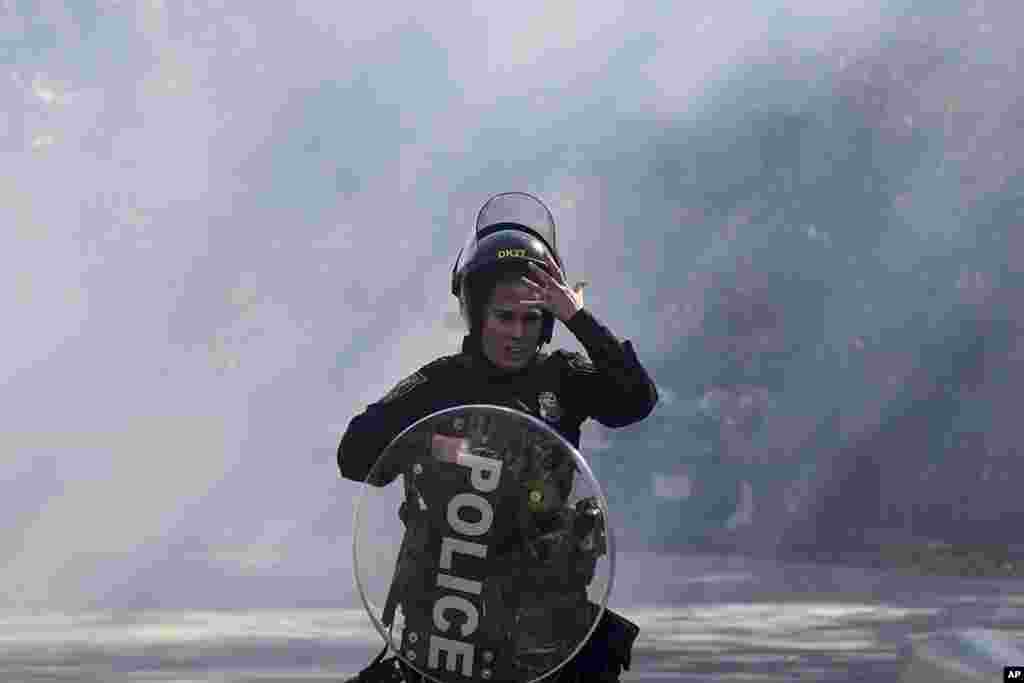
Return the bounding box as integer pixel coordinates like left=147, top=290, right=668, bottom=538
left=481, top=280, right=544, bottom=371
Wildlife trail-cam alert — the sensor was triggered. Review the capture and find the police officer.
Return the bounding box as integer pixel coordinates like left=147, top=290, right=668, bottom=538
left=338, top=192, right=658, bottom=682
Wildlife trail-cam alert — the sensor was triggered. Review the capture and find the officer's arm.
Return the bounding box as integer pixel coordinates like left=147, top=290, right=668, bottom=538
left=337, top=371, right=431, bottom=485
left=563, top=308, right=659, bottom=427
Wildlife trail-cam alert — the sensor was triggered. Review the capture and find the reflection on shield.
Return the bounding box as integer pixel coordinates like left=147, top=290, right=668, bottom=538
left=353, top=405, right=613, bottom=683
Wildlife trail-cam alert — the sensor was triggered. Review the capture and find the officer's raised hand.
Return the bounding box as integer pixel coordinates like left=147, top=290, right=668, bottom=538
left=519, top=262, right=588, bottom=323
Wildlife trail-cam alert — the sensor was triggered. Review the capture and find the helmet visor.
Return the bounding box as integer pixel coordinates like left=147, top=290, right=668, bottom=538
left=474, top=192, right=558, bottom=257
left=454, top=192, right=563, bottom=295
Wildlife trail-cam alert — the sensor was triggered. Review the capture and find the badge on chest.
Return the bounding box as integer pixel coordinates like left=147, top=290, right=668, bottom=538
left=537, top=391, right=563, bottom=424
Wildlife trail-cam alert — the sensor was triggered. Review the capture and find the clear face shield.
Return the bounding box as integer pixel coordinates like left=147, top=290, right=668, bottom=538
left=454, top=193, right=562, bottom=286
left=475, top=192, right=558, bottom=256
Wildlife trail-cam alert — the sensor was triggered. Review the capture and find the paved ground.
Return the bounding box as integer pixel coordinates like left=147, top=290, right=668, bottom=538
left=2, top=552, right=1022, bottom=682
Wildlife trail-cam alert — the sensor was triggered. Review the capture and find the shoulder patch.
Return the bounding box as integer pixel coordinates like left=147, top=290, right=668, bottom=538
left=564, top=351, right=597, bottom=374
left=379, top=371, right=428, bottom=404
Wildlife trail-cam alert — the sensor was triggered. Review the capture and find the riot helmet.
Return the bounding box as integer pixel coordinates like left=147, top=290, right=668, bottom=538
left=451, top=192, right=565, bottom=346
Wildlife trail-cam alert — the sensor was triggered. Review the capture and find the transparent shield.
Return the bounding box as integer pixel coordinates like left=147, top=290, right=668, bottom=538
left=455, top=193, right=561, bottom=280
left=353, top=405, right=614, bottom=683
left=475, top=193, right=557, bottom=257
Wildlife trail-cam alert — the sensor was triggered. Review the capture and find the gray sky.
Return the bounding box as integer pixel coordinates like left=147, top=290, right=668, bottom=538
left=2, top=0, right=1021, bottom=609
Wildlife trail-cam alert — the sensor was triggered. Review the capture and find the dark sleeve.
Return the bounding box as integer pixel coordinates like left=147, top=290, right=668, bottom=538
left=336, top=367, right=435, bottom=485
left=563, top=308, right=659, bottom=428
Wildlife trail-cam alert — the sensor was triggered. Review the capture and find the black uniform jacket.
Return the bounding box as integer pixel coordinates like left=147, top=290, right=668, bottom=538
left=337, top=308, right=658, bottom=484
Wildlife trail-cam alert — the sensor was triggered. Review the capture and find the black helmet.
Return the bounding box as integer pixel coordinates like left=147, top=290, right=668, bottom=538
left=451, top=192, right=565, bottom=346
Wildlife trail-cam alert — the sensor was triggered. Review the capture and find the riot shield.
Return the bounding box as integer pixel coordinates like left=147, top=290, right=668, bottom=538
left=353, top=405, right=614, bottom=683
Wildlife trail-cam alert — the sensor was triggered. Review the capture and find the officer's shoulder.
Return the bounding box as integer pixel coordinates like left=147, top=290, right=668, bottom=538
left=377, top=354, right=464, bottom=405
left=419, top=352, right=469, bottom=375
left=546, top=349, right=597, bottom=374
